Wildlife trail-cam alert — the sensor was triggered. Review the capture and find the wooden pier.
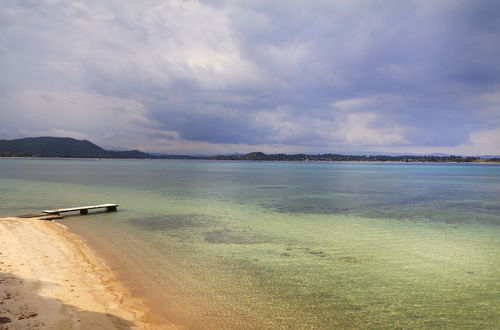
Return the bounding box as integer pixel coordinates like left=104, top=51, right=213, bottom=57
left=42, top=203, right=118, bottom=216
left=14, top=204, right=119, bottom=220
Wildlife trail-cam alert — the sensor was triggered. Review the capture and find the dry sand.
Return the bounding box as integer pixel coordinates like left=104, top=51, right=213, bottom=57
left=0, top=217, right=177, bottom=330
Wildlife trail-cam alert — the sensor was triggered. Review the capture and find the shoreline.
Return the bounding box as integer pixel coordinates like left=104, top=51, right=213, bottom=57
left=1, top=156, right=500, bottom=164
left=0, top=216, right=176, bottom=329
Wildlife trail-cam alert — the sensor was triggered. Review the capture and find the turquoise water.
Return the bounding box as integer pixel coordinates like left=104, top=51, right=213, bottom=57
left=1, top=159, right=499, bottom=328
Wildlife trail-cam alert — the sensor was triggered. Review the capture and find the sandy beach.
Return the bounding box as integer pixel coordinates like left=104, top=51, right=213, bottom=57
left=0, top=217, right=176, bottom=330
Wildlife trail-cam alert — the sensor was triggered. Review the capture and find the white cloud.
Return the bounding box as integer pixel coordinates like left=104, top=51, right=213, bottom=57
left=333, top=112, right=409, bottom=146
left=330, top=97, right=373, bottom=111
left=463, top=127, right=500, bottom=155
left=251, top=105, right=410, bottom=149
left=373, top=127, right=500, bottom=156
left=330, top=94, right=407, bottom=112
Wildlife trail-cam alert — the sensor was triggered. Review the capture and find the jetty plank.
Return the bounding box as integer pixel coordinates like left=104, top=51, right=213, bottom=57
left=43, top=203, right=118, bottom=215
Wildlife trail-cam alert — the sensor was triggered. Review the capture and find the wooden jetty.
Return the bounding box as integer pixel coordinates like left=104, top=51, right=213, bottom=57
left=15, top=203, right=119, bottom=220
left=43, top=203, right=118, bottom=216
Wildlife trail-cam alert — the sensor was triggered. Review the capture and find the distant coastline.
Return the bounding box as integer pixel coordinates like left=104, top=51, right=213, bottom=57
left=1, top=136, right=499, bottom=163
left=206, top=151, right=500, bottom=163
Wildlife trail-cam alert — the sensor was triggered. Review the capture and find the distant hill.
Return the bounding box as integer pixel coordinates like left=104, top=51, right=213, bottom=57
left=0, top=137, right=153, bottom=159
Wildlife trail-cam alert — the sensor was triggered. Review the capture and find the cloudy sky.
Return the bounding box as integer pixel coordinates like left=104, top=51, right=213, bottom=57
left=1, top=0, right=500, bottom=155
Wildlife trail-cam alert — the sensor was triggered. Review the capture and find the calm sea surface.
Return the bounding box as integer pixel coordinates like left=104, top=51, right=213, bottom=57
left=1, top=159, right=499, bottom=328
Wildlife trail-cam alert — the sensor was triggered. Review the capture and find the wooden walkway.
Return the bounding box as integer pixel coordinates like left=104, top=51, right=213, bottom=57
left=43, top=203, right=118, bottom=215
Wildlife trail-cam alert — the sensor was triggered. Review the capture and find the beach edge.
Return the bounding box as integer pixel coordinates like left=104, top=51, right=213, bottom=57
left=0, top=216, right=176, bottom=329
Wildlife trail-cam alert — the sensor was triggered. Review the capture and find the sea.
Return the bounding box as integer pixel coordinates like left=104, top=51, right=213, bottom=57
left=1, top=158, right=499, bottom=329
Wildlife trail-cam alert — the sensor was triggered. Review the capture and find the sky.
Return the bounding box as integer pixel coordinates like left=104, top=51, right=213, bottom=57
left=1, top=0, right=500, bottom=155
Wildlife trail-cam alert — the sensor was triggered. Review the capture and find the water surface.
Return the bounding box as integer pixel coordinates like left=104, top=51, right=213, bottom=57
left=1, top=159, right=499, bottom=328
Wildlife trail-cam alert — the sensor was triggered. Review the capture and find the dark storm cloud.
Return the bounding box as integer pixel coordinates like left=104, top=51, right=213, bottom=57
left=1, top=0, right=499, bottom=154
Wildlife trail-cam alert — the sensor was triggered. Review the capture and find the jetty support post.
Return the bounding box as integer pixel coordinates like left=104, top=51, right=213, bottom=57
left=80, top=209, right=88, bottom=215
left=106, top=205, right=117, bottom=212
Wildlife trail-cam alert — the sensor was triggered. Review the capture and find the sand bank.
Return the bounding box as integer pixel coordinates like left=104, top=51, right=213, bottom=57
left=0, top=217, right=176, bottom=329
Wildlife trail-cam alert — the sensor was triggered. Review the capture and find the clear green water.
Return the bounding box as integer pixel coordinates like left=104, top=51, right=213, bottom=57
left=1, top=159, right=499, bottom=329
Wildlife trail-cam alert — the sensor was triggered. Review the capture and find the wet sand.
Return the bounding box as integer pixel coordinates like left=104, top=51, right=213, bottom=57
left=0, top=217, right=177, bottom=329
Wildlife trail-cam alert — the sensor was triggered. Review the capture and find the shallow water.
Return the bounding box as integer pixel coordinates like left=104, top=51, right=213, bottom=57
left=1, top=159, right=499, bottom=328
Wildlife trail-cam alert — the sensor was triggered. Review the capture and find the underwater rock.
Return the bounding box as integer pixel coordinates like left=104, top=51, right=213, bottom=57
left=308, top=250, right=327, bottom=257
left=339, top=256, right=358, bottom=263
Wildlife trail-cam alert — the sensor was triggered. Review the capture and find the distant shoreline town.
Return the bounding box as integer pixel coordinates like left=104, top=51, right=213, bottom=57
left=206, top=152, right=499, bottom=163
left=1, top=137, right=499, bottom=163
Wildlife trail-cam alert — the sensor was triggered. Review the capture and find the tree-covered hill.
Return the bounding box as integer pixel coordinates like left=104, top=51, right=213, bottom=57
left=0, top=137, right=153, bottom=159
